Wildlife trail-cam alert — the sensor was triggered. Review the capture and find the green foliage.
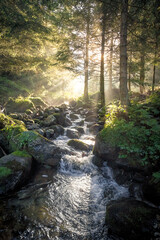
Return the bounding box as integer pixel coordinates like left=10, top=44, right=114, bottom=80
left=17, top=131, right=39, bottom=149
left=29, top=97, right=47, bottom=107
left=0, top=167, right=12, bottom=179
left=100, top=92, right=160, bottom=166
left=12, top=151, right=31, bottom=158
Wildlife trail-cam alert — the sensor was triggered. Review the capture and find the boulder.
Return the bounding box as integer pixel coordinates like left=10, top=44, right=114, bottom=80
left=45, top=129, right=55, bottom=139
left=89, top=123, right=103, bottom=134
left=53, top=113, right=72, bottom=127
left=85, top=114, right=97, bottom=122
left=17, top=131, right=62, bottom=167
left=29, top=97, right=48, bottom=108
left=75, top=126, right=85, bottom=135
left=6, top=97, right=35, bottom=114
left=0, top=151, right=32, bottom=194
left=69, top=113, right=79, bottom=120
left=67, top=139, right=90, bottom=151
left=106, top=199, right=160, bottom=240
left=43, top=114, right=56, bottom=127
left=50, top=125, right=64, bottom=138
left=76, top=120, right=84, bottom=126
left=142, top=179, right=160, bottom=206
left=66, top=129, right=79, bottom=139
left=93, top=133, right=119, bottom=161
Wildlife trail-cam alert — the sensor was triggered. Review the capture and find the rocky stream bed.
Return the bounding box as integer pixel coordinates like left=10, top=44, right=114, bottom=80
left=0, top=103, right=160, bottom=240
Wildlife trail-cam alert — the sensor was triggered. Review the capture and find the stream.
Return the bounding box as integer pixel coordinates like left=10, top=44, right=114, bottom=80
left=0, top=109, right=129, bottom=240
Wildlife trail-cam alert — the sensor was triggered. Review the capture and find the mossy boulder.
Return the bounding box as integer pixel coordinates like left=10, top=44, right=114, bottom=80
left=0, top=151, right=32, bottom=194
left=106, top=199, right=160, bottom=240
left=43, top=114, right=57, bottom=127
left=6, top=97, right=35, bottom=113
left=29, top=97, right=47, bottom=107
left=0, top=113, right=14, bottom=129
left=14, top=131, right=61, bottom=166
left=67, top=139, right=90, bottom=151
left=0, top=115, right=61, bottom=166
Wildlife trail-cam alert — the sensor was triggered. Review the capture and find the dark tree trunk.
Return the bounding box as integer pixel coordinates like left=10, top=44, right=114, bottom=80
left=152, top=41, right=158, bottom=93
left=120, top=0, right=129, bottom=106
left=84, top=13, right=90, bottom=102
left=140, top=51, right=145, bottom=94
left=108, top=30, right=113, bottom=97
left=100, top=7, right=106, bottom=108
left=128, top=51, right=132, bottom=92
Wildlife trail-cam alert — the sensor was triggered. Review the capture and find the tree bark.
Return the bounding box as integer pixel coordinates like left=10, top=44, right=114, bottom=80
left=152, top=41, right=158, bottom=93
left=100, top=7, right=106, bottom=108
left=120, top=0, right=129, bottom=106
left=140, top=51, right=145, bottom=94
left=84, top=11, right=90, bottom=102
left=108, top=30, right=113, bottom=97
left=128, top=51, right=132, bottom=92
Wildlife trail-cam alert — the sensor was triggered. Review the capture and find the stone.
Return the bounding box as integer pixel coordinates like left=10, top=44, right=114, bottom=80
left=75, top=127, right=85, bottom=135
left=0, top=151, right=32, bottom=195
left=76, top=120, right=84, bottom=126
left=85, top=114, right=97, bottom=122
left=89, top=123, right=103, bottom=134
left=50, top=125, right=64, bottom=138
left=66, top=129, right=79, bottom=139
left=69, top=113, right=79, bottom=120
left=43, top=114, right=56, bottom=127
left=106, top=199, right=160, bottom=240
left=93, top=133, right=119, bottom=161
left=67, top=139, right=90, bottom=151
left=45, top=129, right=55, bottom=139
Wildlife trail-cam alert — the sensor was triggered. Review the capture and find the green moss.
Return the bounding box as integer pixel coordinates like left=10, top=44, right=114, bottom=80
left=25, top=109, right=33, bottom=115
left=0, top=167, right=12, bottom=179
left=6, top=97, right=35, bottom=113
left=29, top=97, right=47, bottom=107
left=12, top=151, right=31, bottom=158
left=0, top=113, right=14, bottom=129
left=67, top=139, right=89, bottom=151
left=16, top=131, right=39, bottom=149
left=53, top=113, right=60, bottom=117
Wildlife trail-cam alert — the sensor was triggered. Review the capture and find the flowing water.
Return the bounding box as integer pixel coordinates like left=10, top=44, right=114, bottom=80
left=1, top=110, right=129, bottom=240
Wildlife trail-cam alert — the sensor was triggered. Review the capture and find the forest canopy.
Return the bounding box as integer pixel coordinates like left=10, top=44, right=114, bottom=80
left=0, top=0, right=160, bottom=105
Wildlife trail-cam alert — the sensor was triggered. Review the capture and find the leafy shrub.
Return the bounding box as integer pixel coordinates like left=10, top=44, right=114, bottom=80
left=100, top=93, right=160, bottom=166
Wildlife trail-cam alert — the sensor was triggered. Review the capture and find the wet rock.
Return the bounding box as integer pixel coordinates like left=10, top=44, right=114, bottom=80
left=53, top=113, right=72, bottom=127
left=21, top=131, right=62, bottom=166
left=85, top=114, right=97, bottom=122
left=92, top=156, right=104, bottom=167
left=27, top=123, right=40, bottom=130
left=0, top=151, right=32, bottom=195
left=93, top=133, right=119, bottom=161
left=49, top=125, right=64, bottom=138
left=76, top=120, right=84, bottom=126
left=89, top=123, right=103, bottom=134
left=43, top=114, right=57, bottom=127
left=45, top=129, right=55, bottom=139
left=75, top=126, right=85, bottom=135
left=66, top=129, right=79, bottom=139
left=67, top=139, right=90, bottom=151
left=69, top=113, right=79, bottom=120
left=106, top=199, right=160, bottom=240
left=35, top=129, right=45, bottom=136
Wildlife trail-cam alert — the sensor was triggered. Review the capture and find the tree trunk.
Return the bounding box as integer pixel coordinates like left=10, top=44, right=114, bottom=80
left=120, top=0, right=129, bottom=106
left=108, top=30, right=113, bottom=98
left=128, top=51, right=132, bottom=92
left=140, top=51, right=145, bottom=94
left=152, top=41, right=158, bottom=93
left=84, top=13, right=90, bottom=102
left=100, top=8, right=106, bottom=108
